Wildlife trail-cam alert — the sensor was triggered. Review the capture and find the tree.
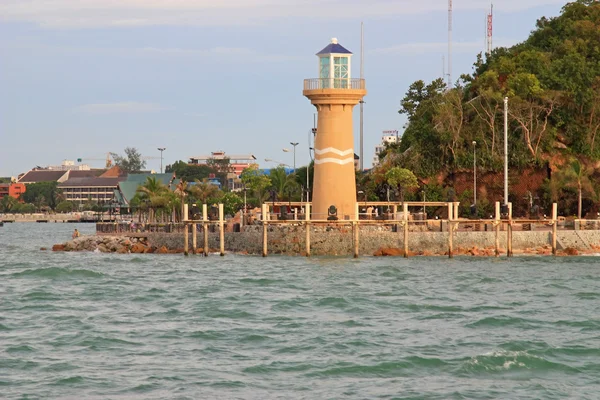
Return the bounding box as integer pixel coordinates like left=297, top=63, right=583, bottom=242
left=174, top=179, right=188, bottom=221
left=0, top=196, right=18, bottom=213
left=56, top=201, right=75, bottom=213
left=135, top=177, right=169, bottom=222
left=557, top=159, right=596, bottom=218
left=14, top=203, right=36, bottom=213
left=385, top=167, right=419, bottom=202
left=19, top=182, right=61, bottom=210
left=188, top=180, right=220, bottom=204
left=111, top=147, right=146, bottom=174
left=213, top=191, right=243, bottom=216
left=269, top=167, right=298, bottom=200
left=206, top=157, right=232, bottom=190
left=166, top=160, right=212, bottom=182
left=240, top=165, right=272, bottom=204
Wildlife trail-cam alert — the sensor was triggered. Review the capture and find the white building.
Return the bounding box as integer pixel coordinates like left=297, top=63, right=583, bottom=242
left=372, top=130, right=400, bottom=167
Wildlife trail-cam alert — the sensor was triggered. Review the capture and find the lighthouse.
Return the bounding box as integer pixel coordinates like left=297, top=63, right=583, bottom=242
left=303, top=38, right=367, bottom=220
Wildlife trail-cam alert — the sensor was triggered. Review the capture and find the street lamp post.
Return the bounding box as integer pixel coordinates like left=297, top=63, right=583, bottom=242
left=472, top=140, right=477, bottom=211
left=242, top=186, right=247, bottom=227
left=503, top=97, right=508, bottom=206
left=157, top=147, right=166, bottom=173
left=290, top=142, right=299, bottom=172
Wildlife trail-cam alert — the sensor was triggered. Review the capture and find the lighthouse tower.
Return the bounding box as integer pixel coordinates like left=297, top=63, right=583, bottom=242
left=303, top=38, right=367, bottom=220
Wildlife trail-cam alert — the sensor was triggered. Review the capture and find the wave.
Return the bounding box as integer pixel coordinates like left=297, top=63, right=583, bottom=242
left=457, top=350, right=580, bottom=375
left=466, top=315, right=541, bottom=329
left=12, top=267, right=104, bottom=279
left=306, top=357, right=449, bottom=378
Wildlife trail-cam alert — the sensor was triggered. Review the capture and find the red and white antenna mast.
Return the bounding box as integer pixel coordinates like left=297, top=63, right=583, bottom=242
left=486, top=4, right=493, bottom=56
left=447, top=0, right=452, bottom=88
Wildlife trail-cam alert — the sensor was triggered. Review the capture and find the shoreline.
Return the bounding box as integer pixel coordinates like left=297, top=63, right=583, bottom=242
left=50, top=233, right=599, bottom=257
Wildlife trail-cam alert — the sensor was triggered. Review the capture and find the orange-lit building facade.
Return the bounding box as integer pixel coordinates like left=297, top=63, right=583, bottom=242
left=0, top=183, right=26, bottom=202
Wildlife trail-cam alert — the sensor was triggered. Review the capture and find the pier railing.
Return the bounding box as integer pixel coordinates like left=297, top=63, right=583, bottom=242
left=303, top=78, right=365, bottom=90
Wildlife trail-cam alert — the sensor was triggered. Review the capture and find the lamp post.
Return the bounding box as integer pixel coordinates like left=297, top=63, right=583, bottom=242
left=472, top=140, right=477, bottom=210
left=242, top=186, right=247, bottom=227
left=503, top=97, right=508, bottom=206
left=157, top=147, right=166, bottom=173
left=290, top=142, right=299, bottom=172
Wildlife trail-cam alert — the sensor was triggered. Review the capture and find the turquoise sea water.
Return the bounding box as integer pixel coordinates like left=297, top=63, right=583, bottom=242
left=1, top=223, right=600, bottom=399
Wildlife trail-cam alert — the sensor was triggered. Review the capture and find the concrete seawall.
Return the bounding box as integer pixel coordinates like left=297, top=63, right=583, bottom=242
left=146, top=226, right=600, bottom=256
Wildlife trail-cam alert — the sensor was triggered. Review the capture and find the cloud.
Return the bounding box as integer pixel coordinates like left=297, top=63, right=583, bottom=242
left=371, top=39, right=516, bottom=55
left=0, top=0, right=567, bottom=29
left=74, top=101, right=169, bottom=114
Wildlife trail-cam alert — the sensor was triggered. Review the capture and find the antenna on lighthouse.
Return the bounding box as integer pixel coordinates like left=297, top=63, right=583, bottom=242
left=486, top=4, right=494, bottom=56
left=447, top=0, right=453, bottom=88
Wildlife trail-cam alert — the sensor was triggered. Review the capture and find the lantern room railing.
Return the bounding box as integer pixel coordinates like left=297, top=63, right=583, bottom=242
left=304, top=78, right=366, bottom=90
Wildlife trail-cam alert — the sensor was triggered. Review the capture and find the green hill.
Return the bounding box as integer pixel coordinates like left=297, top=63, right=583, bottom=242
left=372, top=0, right=600, bottom=217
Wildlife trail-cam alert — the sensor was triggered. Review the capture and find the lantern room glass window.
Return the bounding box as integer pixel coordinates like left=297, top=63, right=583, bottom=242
left=319, top=57, right=330, bottom=88
left=333, top=56, right=349, bottom=88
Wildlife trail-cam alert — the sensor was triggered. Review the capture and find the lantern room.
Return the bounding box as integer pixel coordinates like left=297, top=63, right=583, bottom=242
left=316, top=38, right=353, bottom=88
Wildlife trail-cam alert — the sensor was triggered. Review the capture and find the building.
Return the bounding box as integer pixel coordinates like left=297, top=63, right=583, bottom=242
left=47, top=160, right=93, bottom=171
left=188, top=151, right=257, bottom=176
left=372, top=130, right=400, bottom=167
left=303, top=37, right=366, bottom=220
left=57, top=166, right=124, bottom=205
left=113, top=173, right=179, bottom=209
left=17, top=166, right=106, bottom=184
left=0, top=182, right=26, bottom=202
left=17, top=169, right=70, bottom=184
left=58, top=177, right=123, bottom=205
left=188, top=151, right=257, bottom=191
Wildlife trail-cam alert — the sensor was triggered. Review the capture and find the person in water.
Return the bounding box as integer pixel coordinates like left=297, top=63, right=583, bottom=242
left=72, top=229, right=80, bottom=239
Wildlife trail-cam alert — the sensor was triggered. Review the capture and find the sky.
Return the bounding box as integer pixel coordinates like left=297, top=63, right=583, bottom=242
left=0, top=0, right=567, bottom=177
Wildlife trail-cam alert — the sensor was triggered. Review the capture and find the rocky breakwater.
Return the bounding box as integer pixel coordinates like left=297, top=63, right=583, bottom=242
left=51, top=235, right=184, bottom=254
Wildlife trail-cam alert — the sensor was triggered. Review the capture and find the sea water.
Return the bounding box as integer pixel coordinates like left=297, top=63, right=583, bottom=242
left=1, top=223, right=599, bottom=399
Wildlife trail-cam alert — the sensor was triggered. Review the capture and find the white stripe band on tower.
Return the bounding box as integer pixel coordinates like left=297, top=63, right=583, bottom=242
left=313, top=147, right=354, bottom=156
left=314, top=157, right=355, bottom=165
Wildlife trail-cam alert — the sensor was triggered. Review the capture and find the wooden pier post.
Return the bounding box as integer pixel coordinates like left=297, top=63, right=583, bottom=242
left=262, top=204, right=268, bottom=257
left=352, top=203, right=359, bottom=258
left=403, top=202, right=409, bottom=258
left=552, top=202, right=557, bottom=256
left=203, top=204, right=209, bottom=257
left=447, top=202, right=453, bottom=258
left=495, top=201, right=500, bottom=257
left=219, top=203, right=224, bottom=256
left=192, top=204, right=197, bottom=254
left=507, top=202, right=513, bottom=257
left=305, top=203, right=311, bottom=257
left=183, top=204, right=189, bottom=256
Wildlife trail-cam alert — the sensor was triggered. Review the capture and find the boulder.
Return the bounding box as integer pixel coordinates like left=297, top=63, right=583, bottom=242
left=156, top=246, right=169, bottom=254
left=374, top=247, right=404, bottom=256
left=564, top=247, right=578, bottom=256
left=52, top=244, right=65, bottom=252
left=130, top=243, right=147, bottom=254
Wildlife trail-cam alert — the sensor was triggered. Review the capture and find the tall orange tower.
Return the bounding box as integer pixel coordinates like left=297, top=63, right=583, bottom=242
left=303, top=38, right=366, bottom=220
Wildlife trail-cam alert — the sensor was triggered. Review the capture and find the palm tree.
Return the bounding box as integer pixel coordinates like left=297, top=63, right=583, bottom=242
left=269, top=167, right=298, bottom=200
left=189, top=179, right=220, bottom=204
left=174, top=179, right=188, bottom=222
left=136, top=177, right=169, bottom=222
left=561, top=159, right=596, bottom=219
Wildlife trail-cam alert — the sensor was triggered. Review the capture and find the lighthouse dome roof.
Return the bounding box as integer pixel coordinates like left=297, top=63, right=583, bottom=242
left=316, top=38, right=352, bottom=55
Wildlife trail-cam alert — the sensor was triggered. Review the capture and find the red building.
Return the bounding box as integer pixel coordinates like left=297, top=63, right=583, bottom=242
left=0, top=183, right=26, bottom=202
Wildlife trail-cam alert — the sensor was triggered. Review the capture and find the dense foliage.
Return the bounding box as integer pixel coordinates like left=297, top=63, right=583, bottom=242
left=386, top=0, right=600, bottom=178
left=111, top=147, right=146, bottom=174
